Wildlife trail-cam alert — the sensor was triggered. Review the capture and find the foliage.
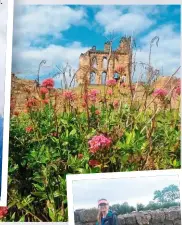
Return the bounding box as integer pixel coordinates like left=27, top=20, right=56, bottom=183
left=5, top=76, right=181, bottom=222
left=110, top=202, right=136, bottom=215
left=153, top=184, right=180, bottom=203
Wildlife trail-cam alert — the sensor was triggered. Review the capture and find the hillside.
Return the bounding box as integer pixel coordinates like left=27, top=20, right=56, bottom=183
left=11, top=74, right=179, bottom=113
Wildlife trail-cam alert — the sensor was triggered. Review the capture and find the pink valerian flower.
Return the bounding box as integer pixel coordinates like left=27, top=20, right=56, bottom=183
left=26, top=98, right=38, bottom=108
left=95, top=110, right=100, bottom=115
left=14, top=111, right=20, bottom=116
left=88, top=89, right=100, bottom=102
left=42, top=78, right=54, bottom=89
left=78, top=153, right=83, bottom=159
left=153, top=89, right=168, bottom=98
left=113, top=100, right=119, bottom=108
left=89, top=159, right=100, bottom=167
left=88, top=134, right=112, bottom=154
left=63, top=90, right=76, bottom=101
left=175, top=86, right=181, bottom=95
left=83, top=90, right=100, bottom=103
left=25, top=126, right=33, bottom=133
left=120, top=83, right=126, bottom=88
left=0, top=207, right=8, bottom=219
left=51, top=132, right=58, bottom=137
left=40, top=87, right=48, bottom=95
left=106, top=79, right=117, bottom=87
left=174, top=80, right=181, bottom=96
left=42, top=99, right=49, bottom=104
left=107, top=89, right=113, bottom=96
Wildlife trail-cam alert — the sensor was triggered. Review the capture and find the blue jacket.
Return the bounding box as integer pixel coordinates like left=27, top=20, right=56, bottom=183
left=96, top=210, right=118, bottom=225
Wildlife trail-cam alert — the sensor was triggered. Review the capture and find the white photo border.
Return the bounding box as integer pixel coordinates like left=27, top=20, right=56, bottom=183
left=14, top=0, right=182, bottom=5
left=0, top=0, right=14, bottom=206
left=67, top=169, right=182, bottom=225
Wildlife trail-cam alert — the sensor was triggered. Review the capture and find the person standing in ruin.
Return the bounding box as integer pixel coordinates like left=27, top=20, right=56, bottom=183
left=113, top=71, right=120, bottom=83
left=96, top=199, right=118, bottom=225
left=120, top=74, right=127, bottom=85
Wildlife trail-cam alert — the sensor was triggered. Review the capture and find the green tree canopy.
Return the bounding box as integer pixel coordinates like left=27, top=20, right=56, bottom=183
left=153, top=184, right=180, bottom=203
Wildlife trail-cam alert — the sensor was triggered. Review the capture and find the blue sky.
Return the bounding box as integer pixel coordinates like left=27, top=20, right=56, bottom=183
left=12, top=5, right=181, bottom=88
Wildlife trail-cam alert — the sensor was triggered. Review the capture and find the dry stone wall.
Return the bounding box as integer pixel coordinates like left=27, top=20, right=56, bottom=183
left=74, top=206, right=181, bottom=225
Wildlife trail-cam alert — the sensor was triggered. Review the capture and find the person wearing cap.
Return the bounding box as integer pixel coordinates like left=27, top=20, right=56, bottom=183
left=96, top=199, right=118, bottom=225
left=113, top=71, right=120, bottom=82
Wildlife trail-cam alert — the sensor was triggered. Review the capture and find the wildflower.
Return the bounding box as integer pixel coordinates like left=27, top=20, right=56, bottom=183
left=88, top=134, right=112, bottom=154
left=10, top=102, right=15, bottom=110
left=0, top=207, right=8, bottom=219
left=63, top=90, right=76, bottom=101
left=153, top=89, right=168, bottom=98
left=175, top=86, right=181, bottom=95
left=51, top=132, right=58, bottom=137
left=40, top=87, right=48, bottom=95
left=90, top=89, right=100, bottom=96
left=82, top=102, right=87, bottom=108
left=106, top=79, right=117, bottom=87
left=42, top=99, right=49, bottom=104
left=95, top=110, right=100, bottom=115
left=120, top=83, right=126, bottom=88
left=78, top=153, right=83, bottom=159
left=87, top=89, right=100, bottom=102
left=14, top=111, right=19, bottom=116
left=26, top=98, right=38, bottom=108
left=107, top=89, right=113, bottom=96
left=89, top=159, right=100, bottom=167
left=42, top=78, right=54, bottom=89
left=25, top=126, right=33, bottom=133
left=113, top=100, right=119, bottom=108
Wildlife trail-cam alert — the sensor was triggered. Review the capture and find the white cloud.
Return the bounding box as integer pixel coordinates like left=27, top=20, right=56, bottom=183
left=135, top=24, right=180, bottom=78
left=95, top=6, right=154, bottom=35
left=12, top=5, right=90, bottom=86
left=0, top=0, right=8, bottom=116
left=12, top=42, right=90, bottom=86
left=13, top=5, right=87, bottom=46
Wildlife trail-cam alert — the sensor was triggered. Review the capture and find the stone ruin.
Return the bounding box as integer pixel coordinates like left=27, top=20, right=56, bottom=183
left=74, top=206, right=181, bottom=225
left=76, top=37, right=132, bottom=85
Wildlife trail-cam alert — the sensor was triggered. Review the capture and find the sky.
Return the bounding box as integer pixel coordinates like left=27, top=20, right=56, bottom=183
left=12, top=4, right=181, bottom=88
left=0, top=0, right=8, bottom=116
left=72, top=174, right=180, bottom=210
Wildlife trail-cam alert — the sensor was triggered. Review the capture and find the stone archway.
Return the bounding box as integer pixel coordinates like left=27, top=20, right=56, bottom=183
left=90, top=71, right=96, bottom=84
left=101, top=71, right=107, bottom=85
left=103, top=57, right=107, bottom=70
left=92, top=57, right=97, bottom=69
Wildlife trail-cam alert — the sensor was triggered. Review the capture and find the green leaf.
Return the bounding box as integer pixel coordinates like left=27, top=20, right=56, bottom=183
left=70, top=129, right=77, bottom=136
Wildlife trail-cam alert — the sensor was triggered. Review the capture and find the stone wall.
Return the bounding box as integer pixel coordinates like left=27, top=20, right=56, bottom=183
left=76, top=37, right=132, bottom=85
left=74, top=206, right=181, bottom=225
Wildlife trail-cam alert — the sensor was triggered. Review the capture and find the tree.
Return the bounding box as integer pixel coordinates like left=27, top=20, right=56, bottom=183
left=153, top=184, right=180, bottom=203
left=137, top=203, right=145, bottom=211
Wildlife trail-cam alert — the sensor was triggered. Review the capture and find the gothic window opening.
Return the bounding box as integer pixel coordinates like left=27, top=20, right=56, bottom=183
left=101, top=72, right=107, bottom=85
left=90, top=71, right=96, bottom=84
left=103, top=57, right=108, bottom=70
left=92, top=57, right=97, bottom=69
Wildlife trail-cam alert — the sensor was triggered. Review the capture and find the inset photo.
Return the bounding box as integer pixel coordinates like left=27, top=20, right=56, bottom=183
left=67, top=170, right=181, bottom=225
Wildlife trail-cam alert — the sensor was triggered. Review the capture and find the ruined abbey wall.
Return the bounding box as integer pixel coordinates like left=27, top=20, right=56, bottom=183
left=74, top=206, right=181, bottom=225
left=76, top=38, right=131, bottom=85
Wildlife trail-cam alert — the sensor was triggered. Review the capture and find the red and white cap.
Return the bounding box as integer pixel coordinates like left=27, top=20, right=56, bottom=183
left=98, top=199, right=108, bottom=206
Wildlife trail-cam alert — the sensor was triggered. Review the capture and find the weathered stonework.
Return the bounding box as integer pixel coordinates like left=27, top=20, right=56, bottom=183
left=74, top=207, right=181, bottom=225
left=76, top=37, right=132, bottom=85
